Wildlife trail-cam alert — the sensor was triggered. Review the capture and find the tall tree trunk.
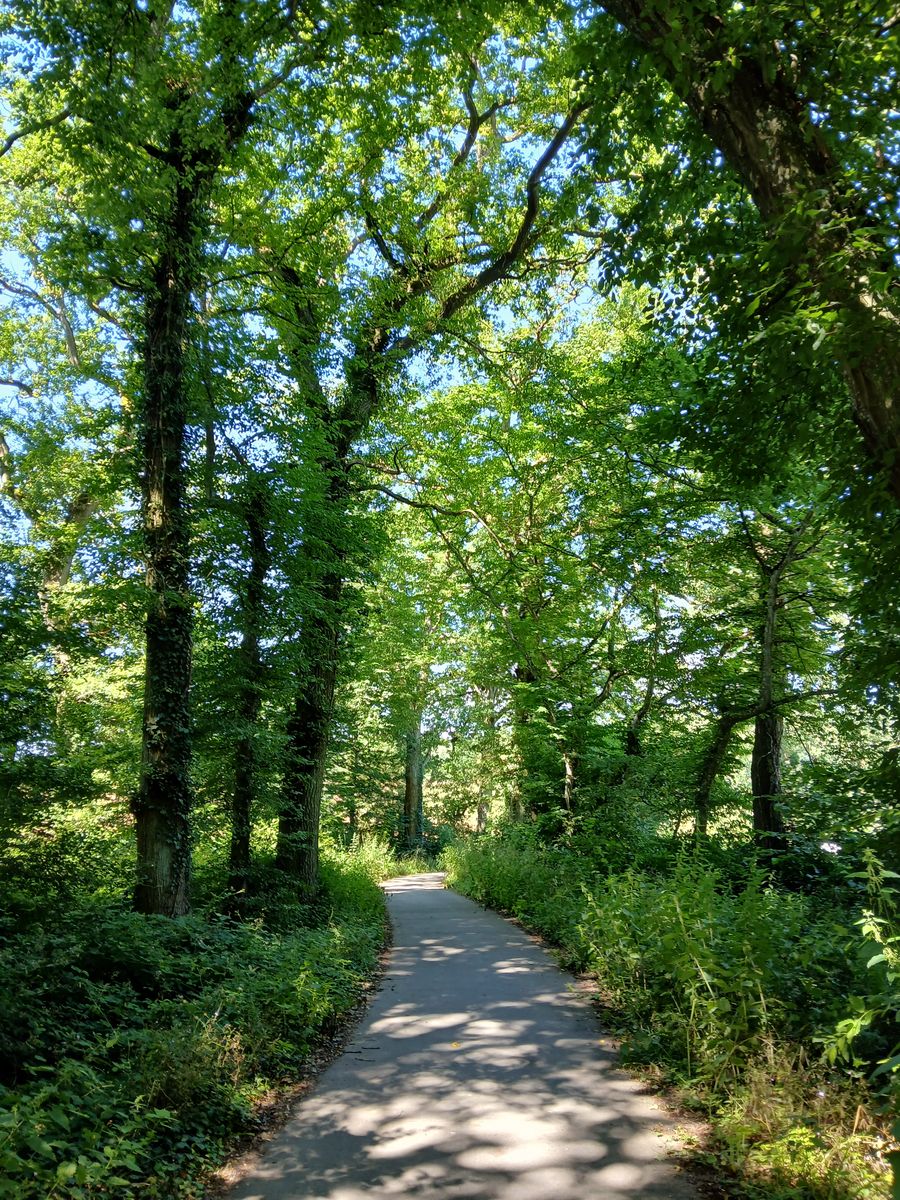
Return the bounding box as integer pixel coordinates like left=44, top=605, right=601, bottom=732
left=599, top=2, right=900, bottom=498
left=476, top=796, right=489, bottom=833
left=476, top=698, right=500, bottom=832
left=403, top=717, right=424, bottom=849
left=563, top=750, right=576, bottom=811
left=229, top=480, right=271, bottom=895
left=274, top=416, right=355, bottom=892
left=612, top=664, right=657, bottom=786
left=751, top=709, right=785, bottom=850
left=274, top=308, right=383, bottom=892
left=507, top=791, right=524, bottom=822
left=130, top=65, right=256, bottom=915
left=133, top=175, right=204, bottom=917
left=346, top=792, right=358, bottom=849
left=751, top=560, right=787, bottom=850
left=276, top=573, right=342, bottom=890
left=512, top=662, right=542, bottom=816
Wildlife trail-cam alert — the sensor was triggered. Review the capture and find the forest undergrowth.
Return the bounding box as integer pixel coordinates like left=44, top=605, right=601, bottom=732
left=0, top=815, right=414, bottom=1199
left=445, top=829, right=900, bottom=1200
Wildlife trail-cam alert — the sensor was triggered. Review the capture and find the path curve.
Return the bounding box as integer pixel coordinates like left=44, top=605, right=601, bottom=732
left=226, top=873, right=697, bottom=1199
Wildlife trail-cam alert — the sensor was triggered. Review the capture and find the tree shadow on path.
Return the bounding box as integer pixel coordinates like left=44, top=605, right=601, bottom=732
left=226, top=872, right=699, bottom=1200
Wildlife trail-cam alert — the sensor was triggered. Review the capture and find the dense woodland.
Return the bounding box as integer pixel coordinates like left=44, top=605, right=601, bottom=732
left=0, top=0, right=898, bottom=1196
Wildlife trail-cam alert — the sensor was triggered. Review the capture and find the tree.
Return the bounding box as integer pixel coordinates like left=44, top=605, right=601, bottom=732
left=377, top=305, right=680, bottom=829
left=252, top=28, right=592, bottom=888
left=581, top=1, right=900, bottom=499
left=1, top=0, right=336, bottom=912
left=324, top=510, right=449, bottom=849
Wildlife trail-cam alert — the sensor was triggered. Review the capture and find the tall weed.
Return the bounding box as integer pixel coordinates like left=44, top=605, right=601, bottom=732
left=446, top=834, right=893, bottom=1198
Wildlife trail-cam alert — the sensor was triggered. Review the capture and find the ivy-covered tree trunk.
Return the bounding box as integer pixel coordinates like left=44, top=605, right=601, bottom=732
left=751, top=709, right=785, bottom=850
left=403, top=718, right=424, bottom=849
left=275, top=333, right=382, bottom=891
left=275, top=399, right=355, bottom=891
left=612, top=651, right=657, bottom=788
left=276, top=574, right=342, bottom=889
left=133, top=177, right=205, bottom=917
left=229, top=481, right=271, bottom=895
left=126, top=32, right=255, bottom=914
left=600, top=1, right=900, bottom=499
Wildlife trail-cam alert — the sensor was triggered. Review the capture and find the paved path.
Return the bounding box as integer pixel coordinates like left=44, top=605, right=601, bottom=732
left=226, top=873, right=697, bottom=1199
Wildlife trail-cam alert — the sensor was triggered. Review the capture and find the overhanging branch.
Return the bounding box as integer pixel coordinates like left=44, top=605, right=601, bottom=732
left=0, top=109, right=71, bottom=157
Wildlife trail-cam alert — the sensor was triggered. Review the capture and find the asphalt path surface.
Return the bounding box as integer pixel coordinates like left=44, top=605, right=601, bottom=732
left=226, top=872, right=698, bottom=1199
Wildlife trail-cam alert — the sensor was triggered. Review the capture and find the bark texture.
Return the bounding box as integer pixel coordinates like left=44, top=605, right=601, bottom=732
left=512, top=662, right=544, bottom=816
left=563, top=751, right=576, bottom=811
left=276, top=588, right=341, bottom=889
left=129, top=44, right=254, bottom=914
left=403, top=721, right=424, bottom=849
left=694, top=712, right=740, bottom=837
left=133, top=173, right=202, bottom=917
left=751, top=709, right=785, bottom=849
left=601, top=1, right=900, bottom=498
left=275, top=333, right=381, bottom=890
left=749, top=541, right=789, bottom=850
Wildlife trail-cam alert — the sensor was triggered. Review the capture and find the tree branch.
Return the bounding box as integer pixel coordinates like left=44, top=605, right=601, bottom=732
left=416, top=68, right=515, bottom=229
left=392, top=102, right=588, bottom=354
left=0, top=109, right=71, bottom=157
left=355, top=482, right=467, bottom=517
left=0, top=377, right=34, bottom=396
left=0, top=432, right=11, bottom=494
left=364, top=210, right=408, bottom=275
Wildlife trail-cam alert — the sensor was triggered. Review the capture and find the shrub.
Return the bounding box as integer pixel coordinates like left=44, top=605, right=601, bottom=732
left=0, top=843, right=388, bottom=1198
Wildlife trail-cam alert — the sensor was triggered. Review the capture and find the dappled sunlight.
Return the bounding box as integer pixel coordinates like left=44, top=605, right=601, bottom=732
left=492, top=958, right=543, bottom=974
left=227, top=875, right=695, bottom=1200
left=371, top=1010, right=470, bottom=1038
left=382, top=872, right=447, bottom=893
left=417, top=942, right=468, bottom=960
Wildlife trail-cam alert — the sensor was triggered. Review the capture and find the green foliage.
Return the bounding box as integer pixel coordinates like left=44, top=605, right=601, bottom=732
left=444, top=826, right=595, bottom=970
left=823, top=855, right=900, bottom=1108
left=0, top=841, right=388, bottom=1198
left=1, top=804, right=134, bottom=923
left=1, top=0, right=898, bottom=1192
left=332, top=835, right=435, bottom=882
left=579, top=860, right=854, bottom=1082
